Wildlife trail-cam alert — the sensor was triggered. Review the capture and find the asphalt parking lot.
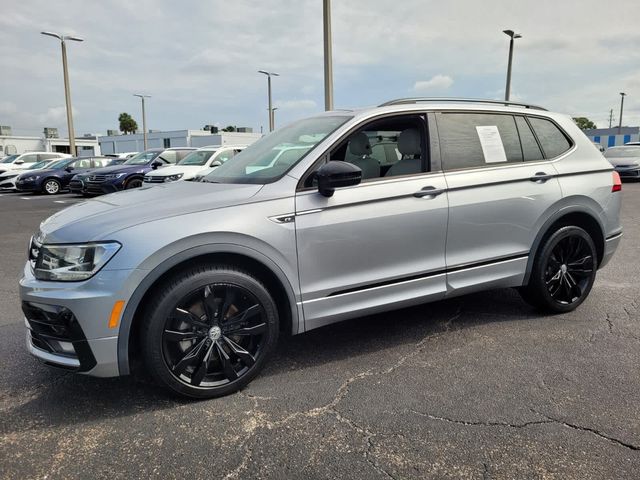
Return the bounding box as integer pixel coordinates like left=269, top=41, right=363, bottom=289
left=0, top=187, right=639, bottom=479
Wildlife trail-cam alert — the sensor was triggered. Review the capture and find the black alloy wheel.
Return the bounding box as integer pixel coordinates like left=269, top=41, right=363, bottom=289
left=141, top=266, right=278, bottom=398
left=125, top=177, right=143, bottom=189
left=519, top=226, right=598, bottom=313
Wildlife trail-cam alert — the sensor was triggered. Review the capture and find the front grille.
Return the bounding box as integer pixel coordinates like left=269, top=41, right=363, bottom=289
left=69, top=179, right=83, bottom=189
left=87, top=174, right=107, bottom=182
left=143, top=176, right=164, bottom=183
left=23, top=301, right=96, bottom=371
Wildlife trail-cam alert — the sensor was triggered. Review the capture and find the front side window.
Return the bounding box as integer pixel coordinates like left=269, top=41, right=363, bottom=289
left=438, top=113, right=523, bottom=171
left=158, top=150, right=178, bottom=164
left=179, top=150, right=216, bottom=166
left=203, top=115, right=352, bottom=184
left=20, top=154, right=39, bottom=164
left=328, top=114, right=426, bottom=180
left=528, top=117, right=572, bottom=158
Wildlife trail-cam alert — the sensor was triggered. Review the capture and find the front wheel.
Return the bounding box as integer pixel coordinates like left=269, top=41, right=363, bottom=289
left=141, top=265, right=279, bottom=398
left=42, top=178, right=61, bottom=195
left=519, top=226, right=597, bottom=313
left=125, top=177, right=143, bottom=189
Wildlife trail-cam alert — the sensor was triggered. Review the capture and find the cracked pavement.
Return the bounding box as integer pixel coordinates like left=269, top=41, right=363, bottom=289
left=1, top=187, right=639, bottom=479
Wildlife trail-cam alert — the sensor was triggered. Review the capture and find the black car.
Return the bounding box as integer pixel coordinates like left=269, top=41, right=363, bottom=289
left=15, top=156, right=112, bottom=195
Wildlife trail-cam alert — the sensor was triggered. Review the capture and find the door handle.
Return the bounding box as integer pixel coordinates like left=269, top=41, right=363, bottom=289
left=530, top=172, right=553, bottom=182
left=413, top=186, right=445, bottom=198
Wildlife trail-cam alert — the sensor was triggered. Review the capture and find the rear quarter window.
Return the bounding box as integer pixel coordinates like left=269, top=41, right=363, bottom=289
left=527, top=117, right=572, bottom=158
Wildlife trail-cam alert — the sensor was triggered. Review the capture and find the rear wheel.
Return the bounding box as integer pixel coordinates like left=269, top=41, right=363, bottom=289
left=141, top=265, right=279, bottom=398
left=42, top=178, right=61, bottom=195
left=519, top=226, right=597, bottom=313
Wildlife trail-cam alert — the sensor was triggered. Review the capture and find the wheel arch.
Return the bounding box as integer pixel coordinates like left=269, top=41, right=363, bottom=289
left=523, top=205, right=605, bottom=285
left=117, top=244, right=300, bottom=376
left=41, top=176, right=62, bottom=192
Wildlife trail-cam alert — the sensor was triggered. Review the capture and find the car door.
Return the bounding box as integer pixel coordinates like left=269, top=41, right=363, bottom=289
left=294, top=113, right=449, bottom=330
left=436, top=111, right=564, bottom=295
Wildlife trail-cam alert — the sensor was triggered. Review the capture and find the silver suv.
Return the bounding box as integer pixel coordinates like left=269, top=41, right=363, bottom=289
left=20, top=98, right=623, bottom=398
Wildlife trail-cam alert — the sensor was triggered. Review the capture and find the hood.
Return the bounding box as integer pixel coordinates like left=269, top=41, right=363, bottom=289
left=39, top=181, right=264, bottom=242
left=145, top=164, right=201, bottom=177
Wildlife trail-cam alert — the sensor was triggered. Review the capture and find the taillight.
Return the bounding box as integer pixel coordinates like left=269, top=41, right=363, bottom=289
left=612, top=171, right=622, bottom=192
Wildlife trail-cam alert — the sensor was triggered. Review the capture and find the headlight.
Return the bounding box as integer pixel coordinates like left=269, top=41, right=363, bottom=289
left=164, top=173, right=183, bottom=182
left=104, top=173, right=127, bottom=180
left=33, top=241, right=121, bottom=281
left=22, top=175, right=40, bottom=181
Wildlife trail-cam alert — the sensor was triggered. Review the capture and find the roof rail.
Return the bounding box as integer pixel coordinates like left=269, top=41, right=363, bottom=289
left=378, top=97, right=548, bottom=111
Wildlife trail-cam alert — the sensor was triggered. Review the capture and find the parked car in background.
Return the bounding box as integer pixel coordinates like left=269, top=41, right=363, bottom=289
left=0, top=152, right=69, bottom=175
left=20, top=98, right=622, bottom=398
left=604, top=145, right=640, bottom=180
left=105, top=152, right=138, bottom=160
left=143, top=145, right=245, bottom=184
left=70, top=147, right=195, bottom=195
left=15, top=156, right=112, bottom=195
left=592, top=141, right=605, bottom=153
left=0, top=159, right=59, bottom=191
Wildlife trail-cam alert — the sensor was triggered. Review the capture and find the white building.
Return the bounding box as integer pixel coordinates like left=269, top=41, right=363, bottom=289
left=0, top=134, right=101, bottom=157
left=98, top=130, right=262, bottom=154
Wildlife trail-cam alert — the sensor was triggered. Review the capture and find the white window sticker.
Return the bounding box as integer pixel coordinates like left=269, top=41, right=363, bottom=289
left=475, top=125, right=507, bottom=163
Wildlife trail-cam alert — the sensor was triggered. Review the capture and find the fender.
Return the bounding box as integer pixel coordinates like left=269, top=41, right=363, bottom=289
left=523, top=203, right=605, bottom=284
left=116, top=242, right=301, bottom=375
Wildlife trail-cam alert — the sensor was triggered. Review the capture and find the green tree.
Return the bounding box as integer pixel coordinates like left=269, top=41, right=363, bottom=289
left=573, top=117, right=597, bottom=130
left=222, top=125, right=236, bottom=132
left=118, top=113, right=138, bottom=134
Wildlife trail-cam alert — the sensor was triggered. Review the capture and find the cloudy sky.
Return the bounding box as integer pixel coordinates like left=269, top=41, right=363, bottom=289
left=1, top=0, right=639, bottom=137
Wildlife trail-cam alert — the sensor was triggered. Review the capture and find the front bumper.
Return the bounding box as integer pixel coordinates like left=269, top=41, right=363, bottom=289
left=83, top=180, right=122, bottom=195
left=15, top=179, right=40, bottom=192
left=0, top=178, right=17, bottom=190
left=20, top=263, right=146, bottom=377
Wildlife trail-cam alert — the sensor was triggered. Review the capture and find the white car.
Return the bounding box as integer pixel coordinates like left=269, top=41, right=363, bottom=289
left=0, top=159, right=59, bottom=191
left=143, top=145, right=246, bottom=184
left=0, top=152, right=70, bottom=175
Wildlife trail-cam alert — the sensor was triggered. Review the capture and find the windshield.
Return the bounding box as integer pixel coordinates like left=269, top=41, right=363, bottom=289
left=178, top=150, right=216, bottom=166
left=604, top=147, right=640, bottom=158
left=203, top=115, right=352, bottom=184
left=28, top=160, right=49, bottom=170
left=124, top=150, right=161, bottom=165
left=1, top=155, right=19, bottom=164
left=47, top=158, right=74, bottom=169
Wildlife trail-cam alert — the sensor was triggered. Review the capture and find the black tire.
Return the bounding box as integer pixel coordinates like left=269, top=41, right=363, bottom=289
left=519, top=226, right=597, bottom=313
left=42, top=178, right=61, bottom=195
left=125, top=177, right=143, bottom=189
left=140, top=264, right=279, bottom=399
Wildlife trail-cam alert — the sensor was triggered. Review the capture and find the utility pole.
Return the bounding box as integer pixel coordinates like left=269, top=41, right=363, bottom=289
left=608, top=109, right=614, bottom=129
left=618, top=92, right=626, bottom=135
left=258, top=70, right=279, bottom=132
left=323, top=0, right=334, bottom=110
left=41, top=31, right=83, bottom=156
left=503, top=30, right=522, bottom=102
left=133, top=94, right=151, bottom=150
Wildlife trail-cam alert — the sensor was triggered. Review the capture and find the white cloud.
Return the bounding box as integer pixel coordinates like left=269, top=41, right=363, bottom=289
left=413, top=75, right=454, bottom=92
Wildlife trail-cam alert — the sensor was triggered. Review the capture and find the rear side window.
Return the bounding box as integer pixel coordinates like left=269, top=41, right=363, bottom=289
left=515, top=116, right=544, bottom=161
left=528, top=117, right=572, bottom=158
left=438, top=113, right=523, bottom=171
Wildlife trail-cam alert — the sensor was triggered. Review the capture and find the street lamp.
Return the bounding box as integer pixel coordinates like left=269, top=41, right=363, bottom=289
left=258, top=70, right=279, bottom=132
left=503, top=29, right=522, bottom=102
left=133, top=94, right=151, bottom=150
left=41, top=31, right=83, bottom=156
left=323, top=0, right=334, bottom=111
left=618, top=92, right=626, bottom=135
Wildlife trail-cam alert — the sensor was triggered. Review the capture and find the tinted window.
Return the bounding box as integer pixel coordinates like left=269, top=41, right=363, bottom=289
left=528, top=117, right=572, bottom=158
left=159, top=151, right=177, bottom=163
left=438, top=113, right=523, bottom=171
left=20, top=154, right=39, bottom=163
left=39, top=153, right=61, bottom=160
left=515, top=116, right=544, bottom=161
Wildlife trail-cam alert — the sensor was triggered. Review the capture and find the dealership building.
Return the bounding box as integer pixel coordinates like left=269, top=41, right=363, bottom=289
left=583, top=126, right=639, bottom=148
left=98, top=129, right=262, bottom=154
left=0, top=126, right=101, bottom=157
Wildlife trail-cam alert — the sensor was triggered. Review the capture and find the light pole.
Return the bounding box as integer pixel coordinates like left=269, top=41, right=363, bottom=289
left=271, top=107, right=278, bottom=130
left=323, top=0, right=334, bottom=111
left=618, top=92, right=626, bottom=135
left=133, top=94, right=151, bottom=150
left=41, top=31, right=83, bottom=156
left=503, top=29, right=522, bottom=102
left=258, top=70, right=279, bottom=132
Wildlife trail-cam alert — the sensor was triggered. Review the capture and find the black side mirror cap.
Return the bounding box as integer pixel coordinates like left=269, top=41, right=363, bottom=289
left=151, top=160, right=163, bottom=169
left=316, top=161, right=362, bottom=197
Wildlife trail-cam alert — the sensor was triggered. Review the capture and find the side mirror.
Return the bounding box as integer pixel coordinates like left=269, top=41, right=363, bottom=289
left=14, top=159, right=24, bottom=165
left=210, top=160, right=222, bottom=168
left=65, top=166, right=74, bottom=172
left=315, top=161, right=362, bottom=197
left=151, top=160, right=163, bottom=169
